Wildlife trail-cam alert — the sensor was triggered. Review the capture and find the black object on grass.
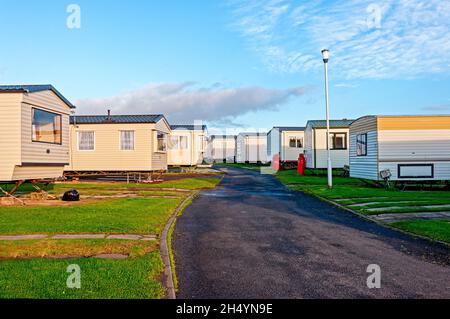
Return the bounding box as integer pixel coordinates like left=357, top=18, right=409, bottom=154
left=62, top=189, right=80, bottom=201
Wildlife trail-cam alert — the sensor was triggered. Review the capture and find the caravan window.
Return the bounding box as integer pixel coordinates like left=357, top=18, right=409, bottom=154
left=32, top=108, right=62, bottom=145
left=78, top=131, right=95, bottom=150
left=356, top=133, right=367, bottom=156
left=289, top=137, right=303, bottom=148
left=157, top=132, right=167, bottom=152
left=169, top=136, right=188, bottom=150
left=329, top=133, right=347, bottom=150
left=120, top=131, right=135, bottom=150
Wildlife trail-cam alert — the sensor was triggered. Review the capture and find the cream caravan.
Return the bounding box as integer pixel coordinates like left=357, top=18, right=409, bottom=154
left=67, top=114, right=171, bottom=172
left=0, top=85, right=75, bottom=182
left=168, top=124, right=207, bottom=166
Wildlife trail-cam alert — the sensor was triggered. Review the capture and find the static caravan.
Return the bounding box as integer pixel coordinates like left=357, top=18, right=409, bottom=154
left=350, top=115, right=450, bottom=181
left=267, top=127, right=305, bottom=163
left=304, top=119, right=353, bottom=169
left=236, top=132, right=268, bottom=163
left=66, top=114, right=171, bottom=172
left=0, top=85, right=75, bottom=182
left=206, top=135, right=237, bottom=163
left=168, top=124, right=208, bottom=166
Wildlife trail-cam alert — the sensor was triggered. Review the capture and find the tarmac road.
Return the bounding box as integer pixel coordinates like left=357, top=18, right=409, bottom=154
left=173, top=167, right=450, bottom=299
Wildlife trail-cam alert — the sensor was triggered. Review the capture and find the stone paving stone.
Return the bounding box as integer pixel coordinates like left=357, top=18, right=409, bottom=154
left=51, top=234, right=106, bottom=239
left=141, top=235, right=158, bottom=241
left=0, top=234, right=48, bottom=240
left=94, top=254, right=128, bottom=259
left=107, top=234, right=142, bottom=240
left=372, top=212, right=450, bottom=223
left=349, top=201, right=427, bottom=207
left=334, top=197, right=389, bottom=202
left=367, top=204, right=450, bottom=212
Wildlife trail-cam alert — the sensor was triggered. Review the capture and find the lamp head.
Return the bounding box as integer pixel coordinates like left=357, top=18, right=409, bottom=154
left=322, top=49, right=329, bottom=63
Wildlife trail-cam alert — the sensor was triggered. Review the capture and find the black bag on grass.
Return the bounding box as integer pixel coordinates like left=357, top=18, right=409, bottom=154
left=62, top=189, right=80, bottom=201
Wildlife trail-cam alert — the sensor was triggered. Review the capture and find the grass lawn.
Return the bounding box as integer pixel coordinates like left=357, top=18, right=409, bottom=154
left=0, top=176, right=221, bottom=299
left=277, top=169, right=450, bottom=244
left=0, top=252, right=165, bottom=299
left=0, top=197, right=183, bottom=235
left=391, top=219, right=450, bottom=243
left=0, top=177, right=221, bottom=196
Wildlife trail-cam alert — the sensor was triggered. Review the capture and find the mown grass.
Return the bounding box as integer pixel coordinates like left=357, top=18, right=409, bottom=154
left=391, top=219, right=450, bottom=243
left=0, top=177, right=221, bottom=197
left=0, top=252, right=165, bottom=299
left=277, top=169, right=450, bottom=243
left=0, top=197, right=183, bottom=235
left=0, top=176, right=220, bottom=299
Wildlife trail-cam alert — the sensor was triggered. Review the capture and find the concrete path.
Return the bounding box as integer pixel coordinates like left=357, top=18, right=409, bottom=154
left=366, top=204, right=450, bottom=213
left=173, top=167, right=450, bottom=299
left=371, top=212, right=450, bottom=223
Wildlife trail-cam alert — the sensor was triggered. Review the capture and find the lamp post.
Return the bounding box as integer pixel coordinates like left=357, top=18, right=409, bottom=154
left=322, top=49, right=333, bottom=189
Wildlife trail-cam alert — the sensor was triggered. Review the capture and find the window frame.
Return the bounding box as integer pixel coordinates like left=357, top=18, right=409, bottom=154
left=31, top=107, right=62, bottom=145
left=356, top=133, right=368, bottom=156
left=77, top=131, right=95, bottom=151
left=120, top=130, right=135, bottom=151
left=289, top=137, right=303, bottom=149
left=156, top=131, right=167, bottom=153
left=329, top=132, right=347, bottom=150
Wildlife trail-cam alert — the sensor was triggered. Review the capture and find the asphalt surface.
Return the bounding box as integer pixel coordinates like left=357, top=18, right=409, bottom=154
left=173, top=167, right=450, bottom=299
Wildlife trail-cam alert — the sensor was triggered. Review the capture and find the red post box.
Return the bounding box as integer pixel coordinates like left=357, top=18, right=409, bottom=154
left=298, top=154, right=305, bottom=175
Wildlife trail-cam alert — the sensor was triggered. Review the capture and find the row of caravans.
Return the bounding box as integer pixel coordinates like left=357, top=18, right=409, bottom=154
left=0, top=85, right=208, bottom=183
left=205, top=133, right=268, bottom=164
left=267, top=120, right=353, bottom=169
left=1, top=84, right=450, bottom=183
left=268, top=117, right=450, bottom=182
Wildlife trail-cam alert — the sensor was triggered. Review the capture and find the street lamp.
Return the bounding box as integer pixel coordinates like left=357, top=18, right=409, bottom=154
left=322, top=49, right=333, bottom=189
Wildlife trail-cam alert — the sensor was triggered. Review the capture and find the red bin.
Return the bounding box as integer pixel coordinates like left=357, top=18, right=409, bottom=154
left=298, top=154, right=305, bottom=175
left=272, top=154, right=280, bottom=171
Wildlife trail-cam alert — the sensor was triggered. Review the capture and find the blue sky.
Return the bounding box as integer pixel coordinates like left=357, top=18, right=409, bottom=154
left=0, top=0, right=449, bottom=133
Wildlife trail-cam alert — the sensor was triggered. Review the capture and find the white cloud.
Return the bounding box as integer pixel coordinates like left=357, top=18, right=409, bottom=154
left=75, top=82, right=306, bottom=123
left=227, top=0, right=450, bottom=79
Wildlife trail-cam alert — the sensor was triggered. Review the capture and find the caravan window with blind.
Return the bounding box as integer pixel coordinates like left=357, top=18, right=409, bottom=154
left=169, top=135, right=188, bottom=150
left=120, top=131, right=135, bottom=150
left=32, top=108, right=62, bottom=144
left=78, top=131, right=95, bottom=151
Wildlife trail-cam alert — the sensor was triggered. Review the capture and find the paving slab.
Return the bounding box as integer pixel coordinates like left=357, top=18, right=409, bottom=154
left=107, top=234, right=142, bottom=240
left=51, top=234, right=106, bottom=239
left=334, top=197, right=389, bottom=202
left=349, top=201, right=428, bottom=207
left=367, top=204, right=450, bottom=212
left=372, top=212, right=450, bottom=223
left=0, top=234, right=48, bottom=240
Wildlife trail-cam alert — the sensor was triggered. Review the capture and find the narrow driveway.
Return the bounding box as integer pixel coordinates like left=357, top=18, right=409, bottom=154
left=173, top=167, right=450, bottom=298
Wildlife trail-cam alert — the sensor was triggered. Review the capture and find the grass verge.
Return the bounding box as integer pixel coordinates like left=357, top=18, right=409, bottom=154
left=390, top=219, right=450, bottom=243
left=0, top=252, right=165, bottom=299
left=277, top=169, right=450, bottom=244
left=0, top=197, right=184, bottom=235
